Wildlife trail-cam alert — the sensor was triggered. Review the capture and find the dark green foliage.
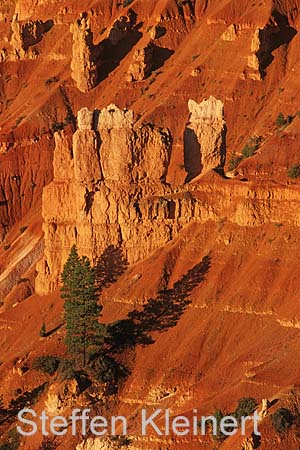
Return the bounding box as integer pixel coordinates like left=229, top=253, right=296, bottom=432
left=287, top=164, right=300, bottom=179
left=207, top=410, right=227, bottom=442
left=45, top=76, right=59, bottom=86
left=0, top=428, right=20, bottom=450
left=272, top=408, right=294, bottom=434
left=228, top=153, right=243, bottom=171
left=38, top=438, right=57, bottom=450
left=8, top=384, right=46, bottom=415
left=228, top=136, right=262, bottom=170
left=58, top=359, right=77, bottom=381
left=89, top=354, right=128, bottom=385
left=276, top=112, right=286, bottom=127
left=241, top=136, right=261, bottom=158
left=32, top=356, right=59, bottom=375
left=276, top=112, right=293, bottom=129
left=61, top=245, right=105, bottom=367
left=51, top=122, right=65, bottom=133
left=123, top=0, right=134, bottom=6
left=40, top=323, right=46, bottom=337
left=234, top=397, right=257, bottom=421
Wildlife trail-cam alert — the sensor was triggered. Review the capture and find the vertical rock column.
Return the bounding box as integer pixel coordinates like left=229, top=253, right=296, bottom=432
left=127, top=43, right=154, bottom=82
left=73, top=107, right=102, bottom=186
left=70, top=15, right=98, bottom=93
left=98, top=104, right=135, bottom=183
left=184, top=96, right=226, bottom=182
left=10, top=14, right=25, bottom=59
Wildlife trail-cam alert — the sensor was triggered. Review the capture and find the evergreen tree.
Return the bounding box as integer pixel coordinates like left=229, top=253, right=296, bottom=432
left=61, top=245, right=105, bottom=367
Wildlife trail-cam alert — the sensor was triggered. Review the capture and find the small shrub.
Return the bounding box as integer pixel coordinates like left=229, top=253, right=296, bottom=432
left=274, top=222, right=283, bottom=228
left=276, top=113, right=293, bottom=129
left=32, top=356, right=59, bottom=375
left=19, top=226, right=28, bottom=234
left=228, top=153, right=243, bottom=171
left=51, top=122, right=65, bottom=133
left=272, top=408, right=294, bottom=434
left=276, top=112, right=286, bottom=127
left=234, top=397, right=257, bottom=421
left=241, top=136, right=261, bottom=158
left=205, top=410, right=227, bottom=442
left=14, top=388, right=22, bottom=397
left=58, top=359, right=77, bottom=381
left=90, top=354, right=128, bottom=385
left=287, top=164, right=300, bottom=179
left=0, top=428, right=20, bottom=450
left=45, top=76, right=59, bottom=86
left=38, top=438, right=58, bottom=450
left=39, top=323, right=46, bottom=338
left=123, top=0, right=134, bottom=6
left=3, top=245, right=10, bottom=251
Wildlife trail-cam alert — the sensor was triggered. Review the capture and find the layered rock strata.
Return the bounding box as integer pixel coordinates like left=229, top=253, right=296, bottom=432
left=35, top=104, right=172, bottom=294
left=36, top=100, right=300, bottom=295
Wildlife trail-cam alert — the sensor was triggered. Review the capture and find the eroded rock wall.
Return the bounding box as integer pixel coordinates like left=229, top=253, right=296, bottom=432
left=36, top=101, right=300, bottom=295
left=35, top=105, right=173, bottom=294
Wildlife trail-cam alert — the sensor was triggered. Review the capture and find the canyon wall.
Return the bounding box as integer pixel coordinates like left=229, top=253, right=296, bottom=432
left=36, top=98, right=300, bottom=295
left=35, top=104, right=173, bottom=294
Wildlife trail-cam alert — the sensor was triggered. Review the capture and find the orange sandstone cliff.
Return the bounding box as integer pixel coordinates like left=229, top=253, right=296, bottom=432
left=1, top=1, right=300, bottom=449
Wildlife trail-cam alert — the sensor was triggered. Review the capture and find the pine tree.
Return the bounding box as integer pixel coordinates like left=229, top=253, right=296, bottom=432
left=61, top=246, right=105, bottom=367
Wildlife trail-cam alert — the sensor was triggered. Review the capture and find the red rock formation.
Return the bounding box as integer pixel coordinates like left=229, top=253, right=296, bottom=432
left=127, top=43, right=154, bottom=82
left=184, top=96, right=226, bottom=181
left=36, top=105, right=173, bottom=294
left=70, top=15, right=98, bottom=93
